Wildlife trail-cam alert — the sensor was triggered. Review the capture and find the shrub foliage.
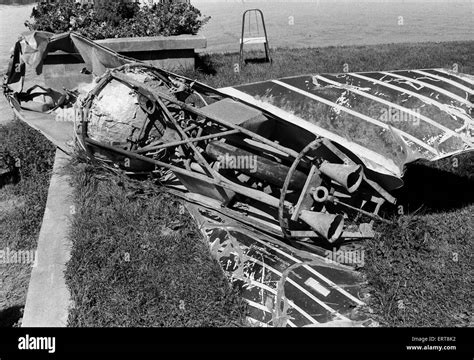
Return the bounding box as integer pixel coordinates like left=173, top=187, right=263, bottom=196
left=25, top=0, right=210, bottom=39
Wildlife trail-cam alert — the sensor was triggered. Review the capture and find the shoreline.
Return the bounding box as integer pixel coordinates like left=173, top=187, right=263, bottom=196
left=197, top=38, right=474, bottom=56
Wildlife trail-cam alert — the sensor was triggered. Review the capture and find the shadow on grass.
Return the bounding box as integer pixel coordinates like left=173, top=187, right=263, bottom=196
left=364, top=152, right=473, bottom=326
left=194, top=53, right=217, bottom=76
left=0, top=171, right=20, bottom=189
left=395, top=150, right=474, bottom=213
left=243, top=57, right=272, bottom=65
left=364, top=202, right=473, bottom=326
left=0, top=305, right=23, bottom=327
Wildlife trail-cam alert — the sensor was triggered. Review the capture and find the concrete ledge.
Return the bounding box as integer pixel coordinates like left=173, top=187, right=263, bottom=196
left=95, top=34, right=207, bottom=52
left=22, top=149, right=73, bottom=327
left=96, top=35, right=206, bottom=70
left=42, top=62, right=92, bottom=91
left=43, top=34, right=206, bottom=88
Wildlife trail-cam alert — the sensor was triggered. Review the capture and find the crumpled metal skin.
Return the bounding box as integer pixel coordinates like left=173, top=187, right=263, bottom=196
left=221, top=70, right=474, bottom=178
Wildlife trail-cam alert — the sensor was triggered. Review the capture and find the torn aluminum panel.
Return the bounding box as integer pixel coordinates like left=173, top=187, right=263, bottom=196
left=220, top=69, right=474, bottom=179
left=185, top=201, right=372, bottom=328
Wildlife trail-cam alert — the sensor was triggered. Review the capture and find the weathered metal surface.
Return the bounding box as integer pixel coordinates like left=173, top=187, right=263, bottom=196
left=186, top=202, right=370, bottom=327
left=4, top=32, right=473, bottom=328
left=86, top=72, right=166, bottom=147
left=220, top=69, right=474, bottom=178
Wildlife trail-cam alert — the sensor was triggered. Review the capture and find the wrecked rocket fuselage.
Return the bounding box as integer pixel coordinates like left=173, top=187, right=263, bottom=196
left=4, top=31, right=474, bottom=328
left=3, top=32, right=474, bottom=245
left=79, top=63, right=404, bottom=243
left=220, top=71, right=474, bottom=179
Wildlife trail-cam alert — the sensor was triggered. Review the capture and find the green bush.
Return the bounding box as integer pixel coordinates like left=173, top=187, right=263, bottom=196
left=25, top=0, right=210, bottom=40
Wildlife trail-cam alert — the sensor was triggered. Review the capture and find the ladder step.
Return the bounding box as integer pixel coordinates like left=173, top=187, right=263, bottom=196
left=239, top=9, right=271, bottom=64
left=240, top=37, right=267, bottom=45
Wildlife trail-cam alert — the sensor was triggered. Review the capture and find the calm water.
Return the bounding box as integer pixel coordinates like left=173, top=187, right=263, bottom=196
left=0, top=1, right=473, bottom=119
left=197, top=1, right=474, bottom=53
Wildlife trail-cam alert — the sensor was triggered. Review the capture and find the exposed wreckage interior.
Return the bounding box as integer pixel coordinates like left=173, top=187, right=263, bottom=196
left=78, top=62, right=401, bottom=245
left=3, top=31, right=474, bottom=327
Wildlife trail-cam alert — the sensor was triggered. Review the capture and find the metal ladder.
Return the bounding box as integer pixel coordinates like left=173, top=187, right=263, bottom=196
left=239, top=9, right=271, bottom=65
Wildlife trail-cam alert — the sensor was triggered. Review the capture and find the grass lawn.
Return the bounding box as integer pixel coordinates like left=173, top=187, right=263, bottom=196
left=188, top=40, right=474, bottom=88
left=65, top=159, right=247, bottom=327
left=365, top=206, right=473, bottom=327
left=67, top=40, right=473, bottom=327
left=0, top=120, right=55, bottom=327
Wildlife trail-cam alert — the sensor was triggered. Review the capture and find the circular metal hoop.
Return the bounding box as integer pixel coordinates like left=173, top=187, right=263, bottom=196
left=278, top=138, right=322, bottom=238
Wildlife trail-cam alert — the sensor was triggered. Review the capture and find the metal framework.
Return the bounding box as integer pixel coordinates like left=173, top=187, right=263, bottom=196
left=78, top=63, right=394, bottom=244
left=239, top=9, right=272, bottom=65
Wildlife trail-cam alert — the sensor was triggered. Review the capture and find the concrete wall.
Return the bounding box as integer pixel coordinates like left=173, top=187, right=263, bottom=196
left=42, top=34, right=206, bottom=90
left=42, top=53, right=93, bottom=91
left=22, top=150, right=73, bottom=327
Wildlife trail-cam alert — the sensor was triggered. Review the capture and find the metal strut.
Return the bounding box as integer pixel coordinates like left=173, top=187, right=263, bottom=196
left=239, top=9, right=272, bottom=65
